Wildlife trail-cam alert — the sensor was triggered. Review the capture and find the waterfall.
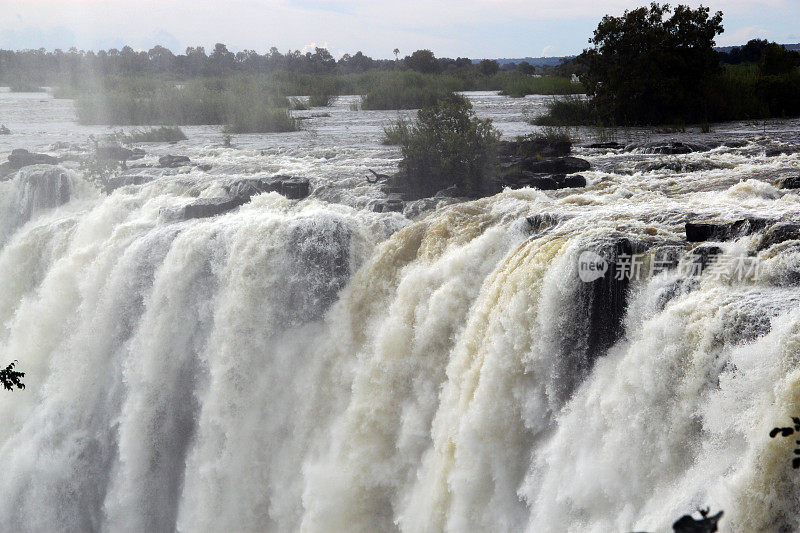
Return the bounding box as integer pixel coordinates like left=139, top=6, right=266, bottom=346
left=1, top=162, right=800, bottom=532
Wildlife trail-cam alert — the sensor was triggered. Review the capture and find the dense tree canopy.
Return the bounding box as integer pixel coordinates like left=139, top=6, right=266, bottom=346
left=578, top=2, right=724, bottom=124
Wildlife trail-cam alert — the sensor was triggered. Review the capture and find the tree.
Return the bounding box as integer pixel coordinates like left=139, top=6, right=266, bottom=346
left=759, top=42, right=800, bottom=76
left=405, top=49, right=441, bottom=74
left=578, top=2, right=724, bottom=124
left=478, top=59, right=500, bottom=76
left=393, top=48, right=400, bottom=61
left=517, top=61, right=536, bottom=75
left=397, top=93, right=500, bottom=198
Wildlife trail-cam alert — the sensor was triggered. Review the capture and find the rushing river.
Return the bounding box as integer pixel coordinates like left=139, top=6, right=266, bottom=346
left=1, top=89, right=800, bottom=532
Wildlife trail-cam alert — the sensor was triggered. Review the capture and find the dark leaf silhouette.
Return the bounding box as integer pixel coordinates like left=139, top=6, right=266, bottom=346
left=0, top=360, right=25, bottom=391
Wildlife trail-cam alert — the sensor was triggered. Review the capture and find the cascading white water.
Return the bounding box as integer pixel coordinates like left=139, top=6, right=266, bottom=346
left=3, top=115, right=800, bottom=531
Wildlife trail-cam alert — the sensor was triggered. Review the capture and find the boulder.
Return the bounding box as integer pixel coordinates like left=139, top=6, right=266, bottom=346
left=499, top=137, right=572, bottom=159
left=8, top=149, right=58, bottom=169
left=281, top=179, right=310, bottom=200
left=181, top=196, right=248, bottom=219
left=96, top=144, right=145, bottom=161
left=517, top=156, right=591, bottom=175
left=685, top=218, right=771, bottom=242
left=0, top=125, right=10, bottom=135
left=106, top=174, right=154, bottom=192
left=158, top=154, right=191, bottom=168
left=584, top=141, right=622, bottom=149
left=672, top=510, right=723, bottom=533
left=757, top=222, right=800, bottom=250
left=373, top=197, right=404, bottom=212
left=625, top=141, right=709, bottom=154
left=500, top=172, right=586, bottom=191
left=779, top=176, right=800, bottom=189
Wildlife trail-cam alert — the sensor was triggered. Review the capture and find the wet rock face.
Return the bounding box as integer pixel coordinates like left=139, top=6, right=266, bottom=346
left=8, top=149, right=58, bottom=169
left=550, top=237, right=646, bottom=404
left=685, top=218, right=772, bottom=242
left=14, top=165, right=72, bottom=223
left=284, top=217, right=351, bottom=323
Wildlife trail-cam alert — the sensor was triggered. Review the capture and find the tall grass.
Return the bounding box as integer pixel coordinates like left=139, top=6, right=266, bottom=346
left=75, top=76, right=298, bottom=132
left=498, top=74, right=583, bottom=97
left=360, top=72, right=461, bottom=110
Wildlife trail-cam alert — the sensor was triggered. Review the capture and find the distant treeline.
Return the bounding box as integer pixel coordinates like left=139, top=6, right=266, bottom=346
left=0, top=45, right=541, bottom=86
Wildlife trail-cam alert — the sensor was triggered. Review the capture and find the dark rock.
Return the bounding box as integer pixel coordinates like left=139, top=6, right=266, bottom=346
left=685, top=218, right=771, bottom=242
left=525, top=213, right=568, bottom=234
left=181, top=196, right=248, bottom=219
left=625, top=141, right=709, bottom=154
left=106, top=174, right=154, bottom=192
left=500, top=172, right=586, bottom=190
left=158, top=154, right=191, bottom=168
left=281, top=179, right=310, bottom=200
left=550, top=237, right=645, bottom=404
left=197, top=164, right=212, bottom=171
left=518, top=156, right=591, bottom=174
left=757, top=222, right=800, bottom=251
left=14, top=166, right=72, bottom=223
left=656, top=277, right=699, bottom=311
left=225, top=177, right=282, bottom=199
left=8, top=149, right=58, bottom=169
left=373, top=198, right=404, bottom=213
left=672, top=510, right=723, bottom=533
left=0, top=161, right=14, bottom=180
left=584, top=141, right=622, bottom=149
left=779, top=176, right=800, bottom=189
left=0, top=125, right=10, bottom=135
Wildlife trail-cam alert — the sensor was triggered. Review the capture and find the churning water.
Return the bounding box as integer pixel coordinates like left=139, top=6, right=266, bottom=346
left=2, top=90, right=800, bottom=531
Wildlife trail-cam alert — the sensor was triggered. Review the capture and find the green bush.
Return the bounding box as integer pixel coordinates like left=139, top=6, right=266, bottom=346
left=397, top=93, right=500, bottom=198
left=533, top=96, right=599, bottom=126
left=113, top=126, right=187, bottom=143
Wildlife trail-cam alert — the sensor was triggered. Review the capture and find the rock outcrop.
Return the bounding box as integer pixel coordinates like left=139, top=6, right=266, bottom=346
left=169, top=177, right=311, bottom=220
left=685, top=218, right=771, bottom=242
left=158, top=154, right=191, bottom=168
left=8, top=149, right=58, bottom=169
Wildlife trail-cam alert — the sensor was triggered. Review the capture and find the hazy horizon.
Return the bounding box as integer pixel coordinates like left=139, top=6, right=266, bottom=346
left=1, top=0, right=797, bottom=60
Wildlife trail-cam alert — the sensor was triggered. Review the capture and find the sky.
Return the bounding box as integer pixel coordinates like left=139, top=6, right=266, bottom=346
left=0, top=0, right=798, bottom=59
